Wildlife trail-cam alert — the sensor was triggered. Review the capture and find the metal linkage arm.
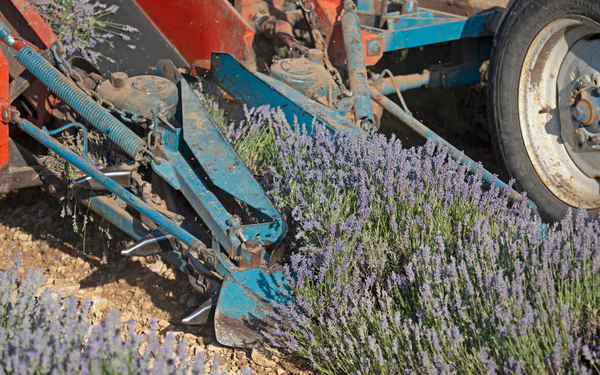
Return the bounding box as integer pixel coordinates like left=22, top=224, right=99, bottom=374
left=341, top=0, right=374, bottom=129
left=16, top=118, right=238, bottom=275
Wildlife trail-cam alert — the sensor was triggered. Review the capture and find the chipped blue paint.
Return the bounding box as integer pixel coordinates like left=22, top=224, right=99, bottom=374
left=215, top=268, right=292, bottom=347
left=18, top=119, right=203, bottom=255
left=152, top=60, right=287, bottom=269
left=211, top=53, right=363, bottom=136
left=380, top=9, right=501, bottom=51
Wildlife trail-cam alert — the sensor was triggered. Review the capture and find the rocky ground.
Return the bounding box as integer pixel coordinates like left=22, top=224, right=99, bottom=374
left=0, top=188, right=313, bottom=375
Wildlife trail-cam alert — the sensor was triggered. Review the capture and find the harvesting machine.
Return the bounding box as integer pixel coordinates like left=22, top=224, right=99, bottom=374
left=0, top=0, right=598, bottom=348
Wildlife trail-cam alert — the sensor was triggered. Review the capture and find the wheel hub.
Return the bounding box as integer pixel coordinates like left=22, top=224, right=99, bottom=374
left=558, top=37, right=600, bottom=179
left=519, top=17, right=600, bottom=208
left=571, top=86, right=600, bottom=127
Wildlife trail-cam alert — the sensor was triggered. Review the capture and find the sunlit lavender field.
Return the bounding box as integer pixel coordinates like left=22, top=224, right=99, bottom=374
left=4, top=0, right=600, bottom=372
left=220, top=105, right=600, bottom=374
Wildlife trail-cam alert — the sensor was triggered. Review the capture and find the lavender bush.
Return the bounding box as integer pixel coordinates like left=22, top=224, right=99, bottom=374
left=29, top=0, right=139, bottom=64
left=0, top=251, right=234, bottom=375
left=225, top=106, right=600, bottom=374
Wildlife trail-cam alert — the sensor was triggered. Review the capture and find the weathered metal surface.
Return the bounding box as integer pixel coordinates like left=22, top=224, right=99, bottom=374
left=84, top=195, right=187, bottom=271
left=121, top=227, right=178, bottom=257
left=132, top=0, right=256, bottom=70
left=73, top=170, right=132, bottom=190
left=370, top=62, right=482, bottom=94
left=520, top=18, right=600, bottom=209
left=182, top=292, right=220, bottom=325
left=0, top=39, right=7, bottom=176
left=212, top=52, right=362, bottom=136
left=416, top=0, right=509, bottom=17
left=0, top=1, right=59, bottom=129
left=571, top=87, right=600, bottom=127
left=238, top=239, right=264, bottom=270
left=215, top=267, right=291, bottom=348
left=96, top=73, right=178, bottom=120
left=381, top=8, right=501, bottom=51
left=269, top=55, right=341, bottom=107
left=371, top=70, right=431, bottom=93
left=2, top=0, right=58, bottom=49
left=0, top=138, right=43, bottom=193
left=153, top=60, right=287, bottom=262
left=18, top=118, right=208, bottom=253
left=9, top=40, right=148, bottom=161
left=342, top=0, right=374, bottom=129
left=558, top=39, right=600, bottom=180
left=8, top=43, right=56, bottom=103
left=311, top=0, right=343, bottom=43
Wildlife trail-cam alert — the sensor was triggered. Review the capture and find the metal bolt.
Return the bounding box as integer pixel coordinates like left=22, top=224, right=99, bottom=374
left=579, top=76, right=591, bottom=88
left=2, top=111, right=7, bottom=119
left=111, top=72, right=129, bottom=89
left=241, top=239, right=262, bottom=254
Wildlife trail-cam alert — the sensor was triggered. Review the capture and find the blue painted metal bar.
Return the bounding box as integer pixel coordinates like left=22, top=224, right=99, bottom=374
left=211, top=53, right=362, bottom=136
left=177, top=68, right=283, bottom=225
left=342, top=0, right=374, bottom=129
left=157, top=146, right=240, bottom=253
left=378, top=9, right=501, bottom=52
left=214, top=267, right=291, bottom=348
left=371, top=62, right=482, bottom=94
left=85, top=196, right=149, bottom=242
left=149, top=60, right=287, bottom=260
left=16, top=118, right=241, bottom=275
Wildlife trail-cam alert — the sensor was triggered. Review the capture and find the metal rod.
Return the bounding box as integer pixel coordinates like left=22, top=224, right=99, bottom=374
left=369, top=86, right=523, bottom=201
left=371, top=70, right=431, bottom=94
left=342, top=0, right=374, bottom=129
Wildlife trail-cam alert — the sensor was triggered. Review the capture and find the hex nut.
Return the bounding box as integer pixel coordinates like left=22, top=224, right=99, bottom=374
left=111, top=72, right=129, bottom=89
left=241, top=239, right=262, bottom=254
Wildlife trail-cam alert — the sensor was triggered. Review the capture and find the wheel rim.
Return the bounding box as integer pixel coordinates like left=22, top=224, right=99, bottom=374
left=519, top=17, right=600, bottom=209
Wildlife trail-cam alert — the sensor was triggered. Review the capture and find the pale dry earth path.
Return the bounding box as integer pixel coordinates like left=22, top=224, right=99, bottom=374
left=0, top=190, right=313, bottom=375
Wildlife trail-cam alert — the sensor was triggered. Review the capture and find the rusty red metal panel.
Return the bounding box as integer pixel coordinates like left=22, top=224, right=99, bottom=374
left=0, top=48, right=8, bottom=174
left=328, top=24, right=383, bottom=67
left=133, top=0, right=257, bottom=70
left=312, top=0, right=343, bottom=43
left=9, top=0, right=58, bottom=48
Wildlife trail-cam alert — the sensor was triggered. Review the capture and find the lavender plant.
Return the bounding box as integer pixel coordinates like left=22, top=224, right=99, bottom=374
left=226, top=108, right=600, bottom=374
left=0, top=251, right=237, bottom=375
left=29, top=0, right=139, bottom=64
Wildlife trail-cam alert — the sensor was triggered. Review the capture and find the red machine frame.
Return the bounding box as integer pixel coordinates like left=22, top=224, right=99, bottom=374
left=132, top=0, right=382, bottom=71
left=0, top=0, right=58, bottom=177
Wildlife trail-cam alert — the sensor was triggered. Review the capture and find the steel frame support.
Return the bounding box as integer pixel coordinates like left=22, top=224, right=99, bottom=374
left=0, top=49, right=7, bottom=175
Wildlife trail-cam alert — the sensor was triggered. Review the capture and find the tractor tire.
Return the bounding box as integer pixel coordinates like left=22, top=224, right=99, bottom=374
left=488, top=0, right=600, bottom=222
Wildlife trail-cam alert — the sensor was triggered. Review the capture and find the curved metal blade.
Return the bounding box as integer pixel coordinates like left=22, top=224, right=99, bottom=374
left=214, top=268, right=291, bottom=348
left=121, top=227, right=176, bottom=256
left=182, top=292, right=219, bottom=325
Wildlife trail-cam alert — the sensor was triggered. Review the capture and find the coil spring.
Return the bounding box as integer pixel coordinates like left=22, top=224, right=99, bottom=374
left=16, top=45, right=147, bottom=161
left=341, top=10, right=374, bottom=129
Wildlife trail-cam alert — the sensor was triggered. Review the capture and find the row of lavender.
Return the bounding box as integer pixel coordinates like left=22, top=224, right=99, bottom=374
left=0, top=251, right=242, bottom=374
left=225, top=106, right=600, bottom=374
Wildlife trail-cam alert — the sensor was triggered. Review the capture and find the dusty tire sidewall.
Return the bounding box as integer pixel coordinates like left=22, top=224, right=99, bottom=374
left=488, top=0, right=600, bottom=222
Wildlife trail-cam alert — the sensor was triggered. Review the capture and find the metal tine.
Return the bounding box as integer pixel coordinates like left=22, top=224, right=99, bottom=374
left=121, top=227, right=177, bottom=257
left=182, top=292, right=219, bottom=325
left=73, top=170, right=132, bottom=190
